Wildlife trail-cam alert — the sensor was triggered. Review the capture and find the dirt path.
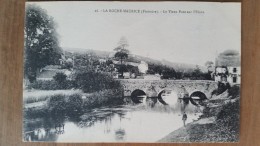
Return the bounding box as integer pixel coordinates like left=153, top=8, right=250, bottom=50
left=158, top=124, right=190, bottom=142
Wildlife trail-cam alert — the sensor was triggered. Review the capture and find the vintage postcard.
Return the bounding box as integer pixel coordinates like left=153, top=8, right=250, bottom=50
left=23, top=1, right=241, bottom=143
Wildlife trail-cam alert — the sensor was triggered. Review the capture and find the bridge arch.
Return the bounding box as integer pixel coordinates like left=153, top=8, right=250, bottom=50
left=131, top=89, right=147, bottom=104
left=157, top=89, right=179, bottom=105
left=189, top=91, right=207, bottom=106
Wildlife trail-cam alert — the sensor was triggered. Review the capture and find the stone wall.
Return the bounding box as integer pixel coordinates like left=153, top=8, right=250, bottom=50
left=118, top=79, right=218, bottom=99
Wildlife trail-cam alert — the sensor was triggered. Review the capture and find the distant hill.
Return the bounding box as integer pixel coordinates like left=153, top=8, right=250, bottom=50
left=62, top=47, right=207, bottom=73
left=63, top=47, right=111, bottom=59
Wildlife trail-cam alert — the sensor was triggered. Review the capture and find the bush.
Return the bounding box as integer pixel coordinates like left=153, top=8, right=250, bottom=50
left=47, top=93, right=85, bottom=116
left=48, top=94, right=67, bottom=115
left=66, top=94, right=83, bottom=116
left=75, top=71, right=122, bottom=93
left=53, top=72, right=67, bottom=84
left=228, top=85, right=240, bottom=99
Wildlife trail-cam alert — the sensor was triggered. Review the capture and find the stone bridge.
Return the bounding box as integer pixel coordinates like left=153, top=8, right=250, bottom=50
left=118, top=79, right=218, bottom=100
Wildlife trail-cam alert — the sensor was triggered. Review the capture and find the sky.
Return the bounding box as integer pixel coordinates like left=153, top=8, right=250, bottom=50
left=28, top=1, right=241, bottom=66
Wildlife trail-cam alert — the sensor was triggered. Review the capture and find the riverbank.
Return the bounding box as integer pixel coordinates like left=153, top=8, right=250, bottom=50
left=158, top=87, right=240, bottom=142
left=23, top=88, right=124, bottom=118
left=158, top=117, right=218, bottom=142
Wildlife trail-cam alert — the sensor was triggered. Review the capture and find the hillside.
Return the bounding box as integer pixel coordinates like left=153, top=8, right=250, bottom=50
left=63, top=47, right=207, bottom=73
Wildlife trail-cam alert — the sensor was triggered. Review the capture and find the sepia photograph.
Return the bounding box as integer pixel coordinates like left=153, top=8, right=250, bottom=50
left=23, top=1, right=241, bottom=143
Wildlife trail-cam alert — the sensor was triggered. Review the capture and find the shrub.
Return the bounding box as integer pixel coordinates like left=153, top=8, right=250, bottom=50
left=47, top=93, right=85, bottom=116
left=53, top=72, right=67, bottom=84
left=48, top=94, right=67, bottom=115
left=66, top=94, right=83, bottom=116
left=228, top=85, right=240, bottom=99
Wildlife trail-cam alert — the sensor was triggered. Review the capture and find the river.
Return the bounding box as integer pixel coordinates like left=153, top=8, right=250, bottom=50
left=23, top=98, right=203, bottom=142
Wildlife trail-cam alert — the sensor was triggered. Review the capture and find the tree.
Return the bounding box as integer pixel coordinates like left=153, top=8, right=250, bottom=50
left=24, top=4, right=62, bottom=83
left=114, top=37, right=130, bottom=76
left=205, top=61, right=214, bottom=72
left=175, top=71, right=184, bottom=79
left=205, top=61, right=214, bottom=80
left=192, top=65, right=207, bottom=80
left=75, top=71, right=122, bottom=93
left=161, top=67, right=176, bottom=79
left=114, top=49, right=129, bottom=64
left=117, top=36, right=129, bottom=49
left=117, top=64, right=128, bottom=76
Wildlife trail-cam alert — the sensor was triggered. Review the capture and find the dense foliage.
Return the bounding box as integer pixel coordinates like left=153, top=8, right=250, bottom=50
left=75, top=71, right=123, bottom=93
left=66, top=94, right=83, bottom=116
left=24, top=4, right=62, bottom=83
left=228, top=85, right=240, bottom=99
left=48, top=94, right=67, bottom=115
left=53, top=72, right=67, bottom=84
left=47, top=94, right=83, bottom=116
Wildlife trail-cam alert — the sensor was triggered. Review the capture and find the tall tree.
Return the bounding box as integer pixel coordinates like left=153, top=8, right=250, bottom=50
left=114, top=37, right=130, bottom=76
left=117, top=36, right=129, bottom=49
left=24, top=4, right=62, bottom=82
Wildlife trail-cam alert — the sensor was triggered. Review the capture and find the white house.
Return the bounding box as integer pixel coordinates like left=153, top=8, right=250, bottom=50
left=227, top=66, right=241, bottom=84
left=214, top=50, right=241, bottom=85
left=123, top=72, right=130, bottom=79
left=138, top=61, right=148, bottom=74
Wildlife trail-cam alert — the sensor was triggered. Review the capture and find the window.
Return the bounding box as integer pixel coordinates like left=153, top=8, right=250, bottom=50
left=233, top=68, right=237, bottom=73
left=233, top=77, right=237, bottom=83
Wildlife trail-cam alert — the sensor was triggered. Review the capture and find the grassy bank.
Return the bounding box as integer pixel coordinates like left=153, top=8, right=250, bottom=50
left=23, top=89, right=83, bottom=104
left=158, top=86, right=240, bottom=142
left=23, top=88, right=123, bottom=118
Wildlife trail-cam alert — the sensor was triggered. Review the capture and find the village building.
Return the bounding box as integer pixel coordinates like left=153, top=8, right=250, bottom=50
left=112, top=59, right=149, bottom=79
left=138, top=61, right=148, bottom=74
left=123, top=72, right=131, bottom=79
left=214, top=50, right=241, bottom=85
left=98, top=58, right=106, bottom=64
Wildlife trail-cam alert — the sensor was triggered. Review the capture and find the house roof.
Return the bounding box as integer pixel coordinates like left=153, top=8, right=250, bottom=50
left=215, top=56, right=240, bottom=67
left=215, top=50, right=240, bottom=67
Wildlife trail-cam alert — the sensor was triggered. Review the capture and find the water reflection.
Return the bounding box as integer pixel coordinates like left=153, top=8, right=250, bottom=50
left=24, top=99, right=203, bottom=142
left=115, top=129, right=126, bottom=141
left=23, top=116, right=66, bottom=142
left=55, top=123, right=65, bottom=134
